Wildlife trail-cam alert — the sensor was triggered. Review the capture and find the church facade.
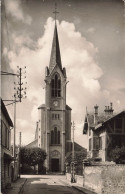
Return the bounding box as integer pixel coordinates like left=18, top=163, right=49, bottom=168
left=37, top=23, right=72, bottom=173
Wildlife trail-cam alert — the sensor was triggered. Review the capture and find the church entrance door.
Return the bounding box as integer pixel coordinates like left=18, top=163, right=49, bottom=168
left=51, top=159, right=59, bottom=172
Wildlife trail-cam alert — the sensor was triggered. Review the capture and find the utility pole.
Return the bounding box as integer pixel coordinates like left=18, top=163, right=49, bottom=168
left=19, top=132, right=22, bottom=178
left=72, top=121, right=75, bottom=163
left=13, top=95, right=16, bottom=160
left=71, top=121, right=76, bottom=183
left=13, top=94, right=17, bottom=181
left=13, top=67, right=26, bottom=180
left=19, top=132, right=22, bottom=147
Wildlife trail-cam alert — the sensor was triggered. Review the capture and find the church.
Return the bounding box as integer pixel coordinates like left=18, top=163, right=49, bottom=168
left=26, top=20, right=72, bottom=173
left=37, top=22, right=72, bottom=173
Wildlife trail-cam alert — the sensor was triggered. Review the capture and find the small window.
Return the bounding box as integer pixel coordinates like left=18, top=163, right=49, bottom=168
left=89, top=138, right=92, bottom=151
left=58, top=131, right=60, bottom=144
left=89, top=129, right=91, bottom=136
left=5, top=126, right=7, bottom=148
left=58, top=114, right=60, bottom=120
left=52, top=114, right=54, bottom=120
left=99, top=137, right=102, bottom=150
left=39, top=136, right=40, bottom=139
left=8, top=164, right=9, bottom=176
left=55, top=114, right=57, bottom=120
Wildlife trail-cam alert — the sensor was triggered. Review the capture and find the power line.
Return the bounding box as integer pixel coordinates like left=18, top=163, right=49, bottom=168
left=1, top=71, right=19, bottom=76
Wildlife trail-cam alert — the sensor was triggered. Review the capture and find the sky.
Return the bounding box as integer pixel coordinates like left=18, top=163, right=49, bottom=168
left=1, top=0, right=125, bottom=148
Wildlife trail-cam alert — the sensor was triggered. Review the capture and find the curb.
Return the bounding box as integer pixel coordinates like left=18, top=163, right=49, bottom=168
left=59, top=178, right=96, bottom=194
left=72, top=186, right=97, bottom=194
left=18, top=179, right=27, bottom=194
left=72, top=186, right=86, bottom=193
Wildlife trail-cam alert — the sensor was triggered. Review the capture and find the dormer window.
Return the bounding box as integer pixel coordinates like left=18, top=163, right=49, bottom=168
left=51, top=74, right=61, bottom=97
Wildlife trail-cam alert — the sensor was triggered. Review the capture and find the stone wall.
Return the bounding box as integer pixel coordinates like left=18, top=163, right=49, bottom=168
left=75, top=175, right=83, bottom=186
left=84, top=165, right=125, bottom=194
left=66, top=165, right=125, bottom=194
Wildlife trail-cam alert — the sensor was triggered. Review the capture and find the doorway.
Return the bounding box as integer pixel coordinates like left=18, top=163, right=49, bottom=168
left=51, top=159, right=59, bottom=172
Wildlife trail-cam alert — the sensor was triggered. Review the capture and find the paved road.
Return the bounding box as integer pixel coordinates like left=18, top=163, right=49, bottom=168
left=22, top=175, right=82, bottom=194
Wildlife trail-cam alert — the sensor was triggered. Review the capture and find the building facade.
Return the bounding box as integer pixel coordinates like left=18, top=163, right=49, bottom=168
left=37, top=23, right=72, bottom=173
left=83, top=103, right=125, bottom=161
left=1, top=100, right=13, bottom=189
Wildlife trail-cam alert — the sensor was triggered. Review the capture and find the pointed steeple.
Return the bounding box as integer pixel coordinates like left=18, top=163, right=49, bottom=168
left=49, top=23, right=62, bottom=73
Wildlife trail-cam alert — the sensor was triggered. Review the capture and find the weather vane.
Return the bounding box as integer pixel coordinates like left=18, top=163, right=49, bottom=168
left=53, top=2, right=59, bottom=21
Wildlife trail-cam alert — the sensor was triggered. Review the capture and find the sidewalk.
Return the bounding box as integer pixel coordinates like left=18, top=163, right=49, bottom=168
left=60, top=176, right=96, bottom=194
left=1, top=178, right=27, bottom=194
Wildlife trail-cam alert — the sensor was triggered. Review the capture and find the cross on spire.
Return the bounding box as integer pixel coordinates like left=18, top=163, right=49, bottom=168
left=53, top=2, right=59, bottom=22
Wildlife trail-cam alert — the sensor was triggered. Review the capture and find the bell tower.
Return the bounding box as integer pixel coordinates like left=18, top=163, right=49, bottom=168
left=38, top=6, right=72, bottom=173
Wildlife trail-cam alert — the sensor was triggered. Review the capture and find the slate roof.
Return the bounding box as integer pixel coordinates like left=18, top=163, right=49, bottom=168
left=49, top=24, right=62, bottom=73
left=1, top=99, right=13, bottom=127
left=38, top=104, right=46, bottom=109
left=38, top=104, right=72, bottom=110
left=83, top=112, right=115, bottom=134
left=95, top=110, right=125, bottom=130
left=25, top=139, right=38, bottom=148
left=87, top=113, right=112, bottom=128
left=83, top=110, right=125, bottom=134
left=66, top=105, right=72, bottom=110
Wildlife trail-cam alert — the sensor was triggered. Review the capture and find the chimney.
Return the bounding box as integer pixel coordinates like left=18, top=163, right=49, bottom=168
left=94, top=104, right=99, bottom=125
left=104, top=102, right=114, bottom=116
left=110, top=102, right=113, bottom=109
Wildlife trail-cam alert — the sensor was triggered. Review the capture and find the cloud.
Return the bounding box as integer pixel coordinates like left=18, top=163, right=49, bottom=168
left=7, top=17, right=104, bottom=147
left=87, top=27, right=95, bottom=33
left=31, top=105, right=39, bottom=122
left=11, top=34, right=36, bottom=50
left=116, top=100, right=121, bottom=105
left=119, top=88, right=125, bottom=93
left=17, top=119, right=30, bottom=128
left=11, top=118, right=35, bottom=145
left=5, top=0, right=32, bottom=24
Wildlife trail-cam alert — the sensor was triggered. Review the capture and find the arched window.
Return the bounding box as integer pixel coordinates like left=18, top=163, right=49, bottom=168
left=51, top=131, right=54, bottom=144
left=54, top=127, right=57, bottom=143
left=51, top=74, right=61, bottom=97
left=58, top=131, right=60, bottom=144
left=51, top=127, right=60, bottom=145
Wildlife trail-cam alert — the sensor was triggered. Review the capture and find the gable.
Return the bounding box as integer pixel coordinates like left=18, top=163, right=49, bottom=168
left=49, top=64, right=65, bottom=79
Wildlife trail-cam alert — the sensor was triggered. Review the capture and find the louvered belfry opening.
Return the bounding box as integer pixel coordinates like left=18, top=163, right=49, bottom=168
left=51, top=74, right=61, bottom=97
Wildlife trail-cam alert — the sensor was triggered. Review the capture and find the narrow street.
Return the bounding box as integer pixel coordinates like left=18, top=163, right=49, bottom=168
left=22, top=175, right=83, bottom=194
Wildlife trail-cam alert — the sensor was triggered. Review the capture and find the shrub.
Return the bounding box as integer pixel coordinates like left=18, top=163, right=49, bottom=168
left=110, top=146, right=125, bottom=164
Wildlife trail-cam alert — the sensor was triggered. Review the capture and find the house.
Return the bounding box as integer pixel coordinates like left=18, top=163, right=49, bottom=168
left=1, top=99, right=13, bottom=189
left=83, top=103, right=125, bottom=161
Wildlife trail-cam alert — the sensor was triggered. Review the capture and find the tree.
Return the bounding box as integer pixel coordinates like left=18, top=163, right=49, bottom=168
left=65, top=151, right=87, bottom=165
left=20, top=147, right=47, bottom=171
left=110, top=146, right=125, bottom=164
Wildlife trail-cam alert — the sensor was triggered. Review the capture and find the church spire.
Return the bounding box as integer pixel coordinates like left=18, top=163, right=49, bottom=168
left=49, top=4, right=62, bottom=73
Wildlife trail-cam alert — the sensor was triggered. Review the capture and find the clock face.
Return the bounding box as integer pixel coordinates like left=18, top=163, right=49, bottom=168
left=53, top=100, right=58, bottom=107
